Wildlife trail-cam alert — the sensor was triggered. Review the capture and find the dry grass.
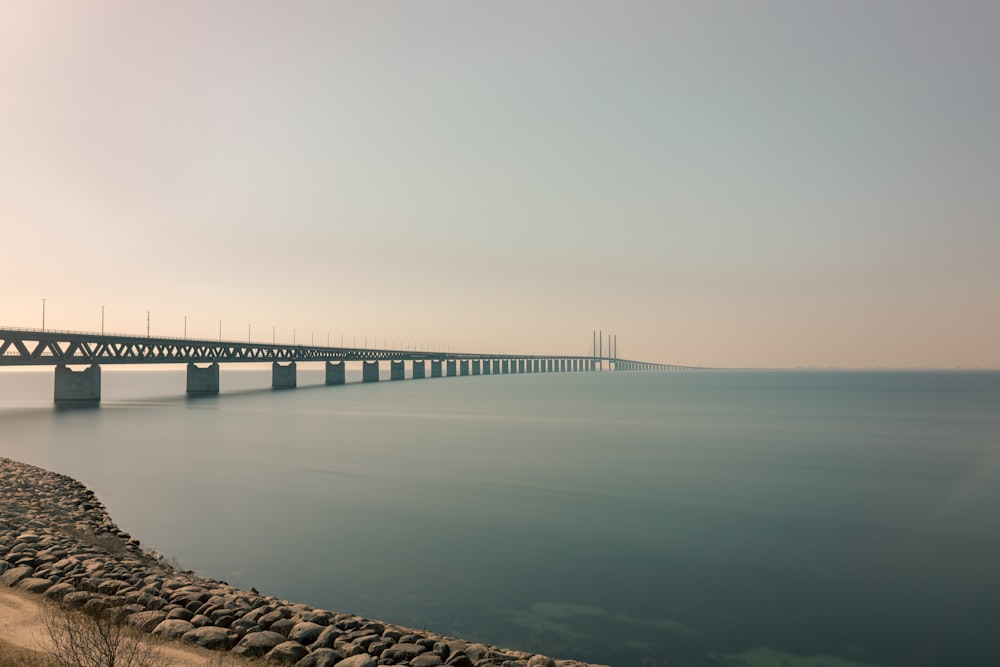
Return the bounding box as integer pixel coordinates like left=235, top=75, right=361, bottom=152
left=0, top=636, right=66, bottom=667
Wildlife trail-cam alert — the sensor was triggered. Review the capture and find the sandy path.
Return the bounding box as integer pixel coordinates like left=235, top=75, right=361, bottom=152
left=0, top=587, right=248, bottom=667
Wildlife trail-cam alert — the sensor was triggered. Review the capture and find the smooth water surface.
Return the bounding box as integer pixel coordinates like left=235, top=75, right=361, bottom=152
left=1, top=367, right=998, bottom=666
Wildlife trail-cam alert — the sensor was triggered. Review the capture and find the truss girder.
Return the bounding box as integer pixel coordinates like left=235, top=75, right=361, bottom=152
left=0, top=328, right=694, bottom=369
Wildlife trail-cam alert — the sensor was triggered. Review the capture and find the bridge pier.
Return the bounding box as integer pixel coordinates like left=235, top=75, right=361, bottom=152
left=325, top=361, right=346, bottom=385
left=363, top=360, right=380, bottom=382
left=471, top=360, right=481, bottom=375
left=186, top=363, right=220, bottom=395
left=447, top=360, right=457, bottom=377
left=482, top=360, right=491, bottom=375
left=412, top=360, right=426, bottom=379
left=431, top=360, right=442, bottom=378
left=460, top=360, right=469, bottom=376
left=272, top=361, right=297, bottom=388
left=391, top=360, right=405, bottom=380
left=54, top=364, right=101, bottom=404
left=501, top=360, right=509, bottom=374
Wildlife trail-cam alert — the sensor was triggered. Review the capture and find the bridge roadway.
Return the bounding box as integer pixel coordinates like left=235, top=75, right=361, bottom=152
left=0, top=327, right=697, bottom=404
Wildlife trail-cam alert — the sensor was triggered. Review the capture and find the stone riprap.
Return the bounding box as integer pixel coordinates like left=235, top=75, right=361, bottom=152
left=0, top=457, right=603, bottom=667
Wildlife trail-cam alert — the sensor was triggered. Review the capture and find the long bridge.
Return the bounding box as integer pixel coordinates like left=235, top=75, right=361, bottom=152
left=0, top=327, right=700, bottom=404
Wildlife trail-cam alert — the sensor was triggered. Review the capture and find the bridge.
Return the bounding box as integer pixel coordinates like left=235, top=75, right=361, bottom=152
left=0, top=327, right=700, bottom=404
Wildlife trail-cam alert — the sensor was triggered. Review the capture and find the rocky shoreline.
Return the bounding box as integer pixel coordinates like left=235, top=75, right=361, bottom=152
left=0, top=457, right=603, bottom=667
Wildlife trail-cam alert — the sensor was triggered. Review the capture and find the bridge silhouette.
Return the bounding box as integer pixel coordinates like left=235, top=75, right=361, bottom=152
left=0, top=327, right=700, bottom=404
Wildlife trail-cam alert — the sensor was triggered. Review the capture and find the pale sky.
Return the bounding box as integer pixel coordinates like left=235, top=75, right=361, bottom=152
left=2, top=1, right=998, bottom=368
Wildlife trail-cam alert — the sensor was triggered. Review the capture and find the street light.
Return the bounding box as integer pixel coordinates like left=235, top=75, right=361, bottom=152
left=184, top=315, right=187, bottom=339
left=41, top=298, right=46, bottom=331
left=101, top=305, right=105, bottom=335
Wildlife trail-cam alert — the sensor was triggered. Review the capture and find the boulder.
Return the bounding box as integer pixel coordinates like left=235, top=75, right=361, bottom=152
left=295, top=648, right=343, bottom=667
left=336, top=655, right=376, bottom=667
left=288, top=621, right=325, bottom=645
left=233, top=631, right=287, bottom=658
left=15, top=577, right=52, bottom=594
left=125, top=610, right=168, bottom=632
left=265, top=640, right=309, bottom=663
left=181, top=625, right=238, bottom=650
left=0, top=565, right=34, bottom=586
left=152, top=619, right=195, bottom=640
left=383, top=642, right=427, bottom=661
left=412, top=654, right=444, bottom=667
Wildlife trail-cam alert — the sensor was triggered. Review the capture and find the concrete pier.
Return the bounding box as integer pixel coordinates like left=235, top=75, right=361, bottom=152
left=502, top=360, right=509, bottom=374
left=446, top=360, right=457, bottom=377
left=186, top=363, right=219, bottom=395
left=431, top=360, right=443, bottom=378
left=325, top=361, right=345, bottom=385
left=413, top=360, right=426, bottom=379
left=493, top=360, right=502, bottom=374
left=54, top=364, right=101, bottom=404
left=272, top=362, right=297, bottom=388
left=363, top=361, right=380, bottom=382
left=472, top=360, right=481, bottom=375
left=391, top=360, right=405, bottom=380
left=481, top=360, right=490, bottom=375
left=460, top=360, right=469, bottom=376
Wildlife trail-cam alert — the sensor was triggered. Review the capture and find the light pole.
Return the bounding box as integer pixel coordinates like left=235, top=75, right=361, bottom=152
left=41, top=298, right=46, bottom=331
left=101, top=305, right=105, bottom=335
left=184, top=315, right=187, bottom=339
left=273, top=326, right=275, bottom=345
left=147, top=311, right=151, bottom=338
left=219, top=320, right=222, bottom=341
left=248, top=324, right=251, bottom=343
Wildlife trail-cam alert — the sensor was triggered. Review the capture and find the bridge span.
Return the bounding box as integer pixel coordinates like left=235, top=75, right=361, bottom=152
left=0, top=327, right=699, bottom=404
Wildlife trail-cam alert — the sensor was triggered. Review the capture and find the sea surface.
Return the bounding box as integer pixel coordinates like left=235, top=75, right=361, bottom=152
left=1, top=367, right=998, bottom=667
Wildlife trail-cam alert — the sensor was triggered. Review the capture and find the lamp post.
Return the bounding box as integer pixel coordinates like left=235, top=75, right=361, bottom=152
left=101, top=306, right=105, bottom=335
left=41, top=298, right=46, bottom=331
left=273, top=326, right=275, bottom=345
left=184, top=315, right=187, bottom=339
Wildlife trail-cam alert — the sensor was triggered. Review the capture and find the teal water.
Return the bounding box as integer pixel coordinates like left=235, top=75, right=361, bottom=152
left=1, top=368, right=998, bottom=666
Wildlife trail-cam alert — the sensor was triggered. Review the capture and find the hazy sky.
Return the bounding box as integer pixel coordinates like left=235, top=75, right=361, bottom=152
left=2, top=1, right=998, bottom=368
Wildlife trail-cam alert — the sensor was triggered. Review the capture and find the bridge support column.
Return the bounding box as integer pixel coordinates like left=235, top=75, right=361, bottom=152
left=481, top=360, right=491, bottom=375
left=517, top=359, right=524, bottom=373
left=472, top=360, right=481, bottom=375
left=186, top=363, right=220, bottom=395
left=391, top=360, right=405, bottom=380
left=412, top=360, right=426, bottom=379
left=54, top=364, right=101, bottom=404
left=325, top=361, right=346, bottom=385
left=272, top=362, right=297, bottom=388
left=493, top=360, right=501, bottom=374
left=431, top=360, right=442, bottom=378
left=447, top=360, right=457, bottom=377
left=502, top=360, right=509, bottom=374
left=363, top=361, right=380, bottom=382
left=460, top=360, right=470, bottom=376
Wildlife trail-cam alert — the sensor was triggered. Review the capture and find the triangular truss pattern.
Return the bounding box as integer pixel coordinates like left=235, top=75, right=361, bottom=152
left=0, top=328, right=691, bottom=370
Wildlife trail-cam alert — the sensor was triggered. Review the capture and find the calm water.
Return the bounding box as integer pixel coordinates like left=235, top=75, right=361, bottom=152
left=1, top=367, right=998, bottom=667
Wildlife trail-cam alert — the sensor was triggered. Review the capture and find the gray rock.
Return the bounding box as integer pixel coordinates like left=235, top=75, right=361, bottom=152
left=0, top=565, right=34, bottom=586
left=265, top=640, right=309, bottom=663
left=233, top=630, right=287, bottom=657
left=15, top=577, right=52, bottom=594
left=167, top=607, right=194, bottom=621
left=382, top=642, right=427, bottom=661
left=295, top=648, right=343, bottom=667
left=312, top=625, right=344, bottom=648
left=152, top=619, right=195, bottom=640
left=336, top=655, right=376, bottom=667
left=125, top=610, right=167, bottom=632
left=527, top=657, right=556, bottom=667
left=43, top=581, right=76, bottom=600
left=446, top=652, right=474, bottom=667
left=181, top=625, right=238, bottom=650
left=288, top=621, right=325, bottom=645
left=412, top=654, right=444, bottom=667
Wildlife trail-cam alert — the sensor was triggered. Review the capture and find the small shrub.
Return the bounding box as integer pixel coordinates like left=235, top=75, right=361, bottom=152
left=40, top=600, right=165, bottom=667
